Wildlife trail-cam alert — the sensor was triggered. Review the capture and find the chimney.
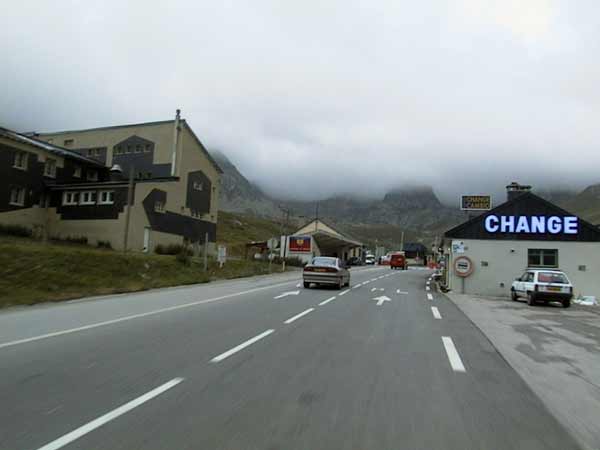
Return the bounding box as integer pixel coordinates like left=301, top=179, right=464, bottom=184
left=170, top=109, right=181, bottom=177
left=506, top=181, right=531, bottom=202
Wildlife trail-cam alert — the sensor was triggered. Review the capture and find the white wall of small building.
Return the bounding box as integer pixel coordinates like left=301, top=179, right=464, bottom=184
left=448, top=239, right=600, bottom=299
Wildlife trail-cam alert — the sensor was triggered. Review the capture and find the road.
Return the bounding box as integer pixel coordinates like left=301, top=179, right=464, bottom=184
left=0, top=266, right=580, bottom=450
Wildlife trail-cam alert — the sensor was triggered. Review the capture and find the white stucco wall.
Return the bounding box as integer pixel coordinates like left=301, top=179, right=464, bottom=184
left=448, top=239, right=600, bottom=299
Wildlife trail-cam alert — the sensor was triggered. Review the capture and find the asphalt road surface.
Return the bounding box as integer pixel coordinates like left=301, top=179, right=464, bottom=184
left=0, top=267, right=580, bottom=450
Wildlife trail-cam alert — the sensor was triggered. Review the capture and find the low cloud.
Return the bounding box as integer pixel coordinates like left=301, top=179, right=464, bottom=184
left=1, top=1, right=599, bottom=205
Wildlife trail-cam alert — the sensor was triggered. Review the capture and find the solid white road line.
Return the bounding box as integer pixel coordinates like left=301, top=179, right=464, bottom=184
left=339, top=289, right=350, bottom=296
left=0, top=280, right=297, bottom=351
left=211, top=329, right=275, bottom=362
left=442, top=337, right=466, bottom=372
left=318, top=296, right=336, bottom=306
left=431, top=306, right=442, bottom=319
left=427, top=293, right=433, bottom=300
left=35, top=378, right=184, bottom=450
left=284, top=308, right=315, bottom=324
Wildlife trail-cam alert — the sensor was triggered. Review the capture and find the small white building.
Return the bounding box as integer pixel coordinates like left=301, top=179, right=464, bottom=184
left=283, top=219, right=364, bottom=265
left=443, top=185, right=600, bottom=299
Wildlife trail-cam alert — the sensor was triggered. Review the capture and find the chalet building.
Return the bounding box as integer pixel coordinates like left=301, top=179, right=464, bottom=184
left=443, top=183, right=600, bottom=298
left=0, top=111, right=222, bottom=252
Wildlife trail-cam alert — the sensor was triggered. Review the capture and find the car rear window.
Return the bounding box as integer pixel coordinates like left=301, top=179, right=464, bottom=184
left=312, top=257, right=337, bottom=266
left=538, top=272, right=568, bottom=284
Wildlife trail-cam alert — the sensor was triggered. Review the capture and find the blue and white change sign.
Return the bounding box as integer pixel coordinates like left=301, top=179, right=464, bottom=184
left=484, top=215, right=578, bottom=235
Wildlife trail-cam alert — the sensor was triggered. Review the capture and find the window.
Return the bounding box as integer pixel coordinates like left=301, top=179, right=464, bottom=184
left=9, top=186, right=25, bottom=206
left=537, top=272, right=568, bottom=284
left=44, top=159, right=57, bottom=178
left=79, top=191, right=97, bottom=205
left=98, top=191, right=115, bottom=205
left=13, top=151, right=28, bottom=170
left=127, top=145, right=132, bottom=153
left=114, top=146, right=121, bottom=155
left=154, top=201, right=165, bottom=213
left=62, top=191, right=79, bottom=205
left=146, top=172, right=152, bottom=179
left=135, top=145, right=142, bottom=153
left=528, top=249, right=558, bottom=268
left=193, top=181, right=204, bottom=191
left=73, top=165, right=82, bottom=178
left=64, top=139, right=74, bottom=147
left=144, top=144, right=151, bottom=152
left=87, top=170, right=98, bottom=181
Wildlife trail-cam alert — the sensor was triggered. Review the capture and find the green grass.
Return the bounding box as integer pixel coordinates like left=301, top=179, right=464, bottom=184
left=217, top=211, right=295, bottom=256
left=0, top=235, right=281, bottom=308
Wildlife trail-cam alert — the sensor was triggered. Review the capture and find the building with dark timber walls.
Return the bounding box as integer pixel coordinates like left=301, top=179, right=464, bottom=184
left=0, top=111, right=222, bottom=252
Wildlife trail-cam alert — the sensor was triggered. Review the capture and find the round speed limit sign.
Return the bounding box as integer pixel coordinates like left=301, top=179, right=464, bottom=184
left=454, top=256, right=474, bottom=277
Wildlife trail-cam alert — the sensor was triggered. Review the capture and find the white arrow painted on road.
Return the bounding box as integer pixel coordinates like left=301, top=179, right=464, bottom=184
left=373, top=295, right=391, bottom=306
left=274, top=290, right=300, bottom=299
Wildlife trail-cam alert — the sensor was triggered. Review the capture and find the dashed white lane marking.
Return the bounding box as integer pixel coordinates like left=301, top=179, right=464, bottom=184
left=426, top=281, right=430, bottom=286
left=211, top=329, right=275, bottom=362
left=371, top=287, right=377, bottom=292
left=319, top=296, right=336, bottom=306
left=427, top=293, right=433, bottom=300
left=431, top=306, right=442, bottom=319
left=35, top=378, right=184, bottom=450
left=339, top=289, right=350, bottom=296
left=396, top=290, right=409, bottom=294
left=442, top=337, right=466, bottom=372
left=0, top=280, right=297, bottom=350
left=352, top=285, right=360, bottom=289
left=371, top=278, right=378, bottom=281
left=296, top=283, right=301, bottom=288
left=426, top=286, right=431, bottom=291
left=284, top=308, right=315, bottom=324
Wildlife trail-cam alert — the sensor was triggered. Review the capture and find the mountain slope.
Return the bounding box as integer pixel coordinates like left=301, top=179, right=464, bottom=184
left=561, top=184, right=600, bottom=224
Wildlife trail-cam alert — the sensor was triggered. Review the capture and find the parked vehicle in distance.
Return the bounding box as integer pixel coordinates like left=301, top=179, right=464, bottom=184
left=511, top=269, right=573, bottom=308
left=347, top=256, right=362, bottom=266
left=380, top=254, right=392, bottom=265
left=390, top=252, right=407, bottom=270
left=365, top=255, right=376, bottom=265
left=303, top=256, right=350, bottom=289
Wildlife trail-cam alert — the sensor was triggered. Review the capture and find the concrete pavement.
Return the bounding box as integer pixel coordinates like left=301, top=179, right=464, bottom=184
left=446, top=292, right=600, bottom=450
left=0, top=267, right=580, bottom=449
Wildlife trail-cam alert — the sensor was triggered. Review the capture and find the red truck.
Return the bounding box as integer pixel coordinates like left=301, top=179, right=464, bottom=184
left=390, top=252, right=407, bottom=270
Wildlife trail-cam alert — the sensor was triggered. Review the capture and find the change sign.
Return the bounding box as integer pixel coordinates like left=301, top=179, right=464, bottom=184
left=461, top=195, right=492, bottom=211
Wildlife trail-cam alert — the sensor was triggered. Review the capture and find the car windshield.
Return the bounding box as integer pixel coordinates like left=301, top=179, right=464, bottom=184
left=312, top=257, right=337, bottom=267
left=538, top=272, right=568, bottom=284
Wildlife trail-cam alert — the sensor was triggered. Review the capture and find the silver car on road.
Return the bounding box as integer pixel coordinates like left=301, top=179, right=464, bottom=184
left=303, top=256, right=350, bottom=289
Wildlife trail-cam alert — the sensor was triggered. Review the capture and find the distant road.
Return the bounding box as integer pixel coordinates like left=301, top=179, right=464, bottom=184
left=0, top=267, right=579, bottom=450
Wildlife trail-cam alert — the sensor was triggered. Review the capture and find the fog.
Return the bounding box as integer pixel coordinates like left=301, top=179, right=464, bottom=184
left=2, top=1, right=599, bottom=204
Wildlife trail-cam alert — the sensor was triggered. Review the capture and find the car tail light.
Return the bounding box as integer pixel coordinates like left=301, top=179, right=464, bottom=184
left=304, top=267, right=314, bottom=272
left=325, top=267, right=338, bottom=273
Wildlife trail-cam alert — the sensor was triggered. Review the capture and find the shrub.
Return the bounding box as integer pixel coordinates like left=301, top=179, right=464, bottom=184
left=176, top=249, right=192, bottom=266
left=97, top=240, right=112, bottom=249
left=271, top=256, right=305, bottom=267
left=155, top=243, right=193, bottom=255
left=0, top=223, right=32, bottom=237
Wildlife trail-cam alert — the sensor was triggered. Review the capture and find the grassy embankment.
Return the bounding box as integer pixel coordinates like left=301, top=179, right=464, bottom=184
left=0, top=211, right=297, bottom=308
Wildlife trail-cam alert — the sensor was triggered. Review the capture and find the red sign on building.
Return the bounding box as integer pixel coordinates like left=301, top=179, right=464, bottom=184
left=289, top=236, right=311, bottom=252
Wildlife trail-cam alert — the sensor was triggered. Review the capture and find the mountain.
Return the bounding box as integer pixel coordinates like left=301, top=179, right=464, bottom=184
left=210, top=151, right=280, bottom=217
left=210, top=149, right=463, bottom=244
left=560, top=184, right=600, bottom=225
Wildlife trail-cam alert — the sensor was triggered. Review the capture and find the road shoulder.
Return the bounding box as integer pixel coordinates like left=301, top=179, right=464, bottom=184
left=445, top=291, right=600, bottom=450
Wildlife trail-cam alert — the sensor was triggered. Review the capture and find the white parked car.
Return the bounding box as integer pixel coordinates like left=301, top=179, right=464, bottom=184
left=365, top=255, right=375, bottom=265
left=511, top=269, right=573, bottom=308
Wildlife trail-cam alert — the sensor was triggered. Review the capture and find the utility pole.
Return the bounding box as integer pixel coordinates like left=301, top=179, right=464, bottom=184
left=314, top=201, right=319, bottom=231
left=279, top=205, right=292, bottom=272
left=400, top=231, right=405, bottom=252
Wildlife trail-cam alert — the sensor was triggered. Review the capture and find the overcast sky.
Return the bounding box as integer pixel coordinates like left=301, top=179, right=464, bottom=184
left=1, top=1, right=599, bottom=204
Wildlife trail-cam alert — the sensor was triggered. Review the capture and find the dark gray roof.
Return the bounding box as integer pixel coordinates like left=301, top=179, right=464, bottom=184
left=403, top=242, right=428, bottom=252
left=0, top=127, right=105, bottom=166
